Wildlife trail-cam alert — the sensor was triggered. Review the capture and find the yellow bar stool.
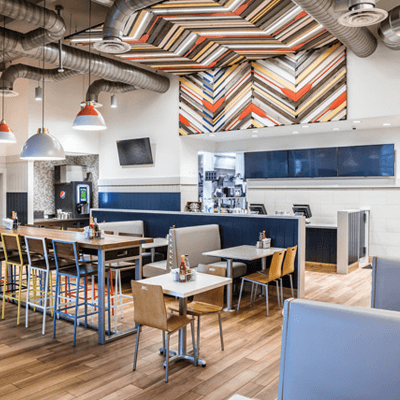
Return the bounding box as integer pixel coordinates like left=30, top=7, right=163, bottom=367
left=1, top=233, right=29, bottom=324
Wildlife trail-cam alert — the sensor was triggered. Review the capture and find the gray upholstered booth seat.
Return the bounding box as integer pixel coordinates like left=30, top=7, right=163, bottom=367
left=142, top=224, right=247, bottom=278
left=278, top=298, right=400, bottom=400
left=143, top=260, right=168, bottom=278
left=98, top=220, right=144, bottom=236
left=371, top=256, right=400, bottom=311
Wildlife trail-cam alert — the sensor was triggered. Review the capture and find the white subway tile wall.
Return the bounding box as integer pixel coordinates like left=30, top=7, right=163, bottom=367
left=248, top=188, right=400, bottom=257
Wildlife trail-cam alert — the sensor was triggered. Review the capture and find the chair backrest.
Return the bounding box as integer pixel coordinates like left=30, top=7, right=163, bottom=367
left=174, top=224, right=221, bottom=268
left=281, top=246, right=297, bottom=276
left=194, top=265, right=226, bottom=306
left=25, top=236, right=50, bottom=268
left=52, top=240, right=79, bottom=268
left=269, top=250, right=286, bottom=281
left=98, top=220, right=144, bottom=236
left=371, top=256, right=400, bottom=311
left=119, top=232, right=144, bottom=238
left=131, top=281, right=168, bottom=331
left=278, top=299, right=400, bottom=400
left=46, top=225, right=62, bottom=230
left=104, top=230, right=114, bottom=235
left=2, top=233, right=23, bottom=265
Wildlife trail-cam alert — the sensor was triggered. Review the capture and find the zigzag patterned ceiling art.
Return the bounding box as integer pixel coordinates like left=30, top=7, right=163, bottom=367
left=179, top=41, right=347, bottom=134
left=67, top=0, right=337, bottom=74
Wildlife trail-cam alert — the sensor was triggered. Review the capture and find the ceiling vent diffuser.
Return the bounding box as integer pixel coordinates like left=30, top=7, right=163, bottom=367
left=337, top=0, right=388, bottom=27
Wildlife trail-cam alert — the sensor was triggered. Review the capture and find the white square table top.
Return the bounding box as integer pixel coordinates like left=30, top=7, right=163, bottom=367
left=142, top=237, right=168, bottom=250
left=203, top=245, right=286, bottom=261
left=139, top=272, right=232, bottom=298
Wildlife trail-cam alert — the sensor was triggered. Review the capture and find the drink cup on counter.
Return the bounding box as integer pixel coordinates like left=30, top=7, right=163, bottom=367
left=256, top=241, right=263, bottom=248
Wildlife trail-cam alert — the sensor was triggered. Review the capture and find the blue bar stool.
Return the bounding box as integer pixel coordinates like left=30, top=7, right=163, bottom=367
left=52, top=240, right=111, bottom=347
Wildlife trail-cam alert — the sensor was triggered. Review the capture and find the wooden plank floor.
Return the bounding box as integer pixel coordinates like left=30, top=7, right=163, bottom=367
left=0, top=268, right=372, bottom=400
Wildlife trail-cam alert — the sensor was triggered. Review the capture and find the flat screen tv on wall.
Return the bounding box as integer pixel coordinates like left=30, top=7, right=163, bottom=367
left=117, top=137, right=153, bottom=166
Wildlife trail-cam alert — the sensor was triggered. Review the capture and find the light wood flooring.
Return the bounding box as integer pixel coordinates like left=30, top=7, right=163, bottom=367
left=0, top=267, right=372, bottom=400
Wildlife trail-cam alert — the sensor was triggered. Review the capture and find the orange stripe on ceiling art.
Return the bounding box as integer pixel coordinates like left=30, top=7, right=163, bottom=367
left=273, top=11, right=308, bottom=36
left=312, top=91, right=346, bottom=122
left=202, top=96, right=226, bottom=112
left=234, top=0, right=252, bottom=16
left=179, top=114, right=201, bottom=133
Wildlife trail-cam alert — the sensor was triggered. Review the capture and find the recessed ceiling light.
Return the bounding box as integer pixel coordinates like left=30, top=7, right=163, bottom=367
left=353, top=120, right=361, bottom=124
left=292, top=131, right=299, bottom=134
left=332, top=127, right=340, bottom=131
left=383, top=123, right=391, bottom=127
left=252, top=130, right=259, bottom=133
left=209, top=133, right=215, bottom=137
left=252, top=134, right=258, bottom=138
left=302, top=125, right=309, bottom=128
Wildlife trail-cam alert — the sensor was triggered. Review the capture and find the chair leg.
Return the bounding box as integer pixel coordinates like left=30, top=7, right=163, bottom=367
left=237, top=279, right=245, bottom=311
left=114, top=270, right=118, bottom=329
left=275, top=280, right=281, bottom=310
left=190, top=320, right=197, bottom=366
left=162, top=331, right=166, bottom=355
left=25, top=266, right=32, bottom=328
left=253, top=284, right=259, bottom=304
left=1, top=264, right=7, bottom=320
left=265, top=283, right=269, bottom=317
left=133, top=325, right=141, bottom=371
left=218, top=312, right=224, bottom=351
left=196, top=316, right=200, bottom=361
left=17, top=266, right=23, bottom=325
left=107, top=272, right=111, bottom=336
left=42, top=269, right=50, bottom=335
left=118, top=270, right=123, bottom=319
left=165, top=332, right=170, bottom=383
left=279, top=278, right=283, bottom=306
left=53, top=273, right=60, bottom=339
left=289, top=274, right=294, bottom=298
left=84, top=278, right=88, bottom=329
left=73, top=278, right=80, bottom=347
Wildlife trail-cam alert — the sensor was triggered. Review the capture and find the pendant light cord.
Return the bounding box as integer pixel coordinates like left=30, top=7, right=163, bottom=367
left=88, top=0, right=92, bottom=101
left=2, top=17, right=5, bottom=121
left=42, top=0, right=46, bottom=131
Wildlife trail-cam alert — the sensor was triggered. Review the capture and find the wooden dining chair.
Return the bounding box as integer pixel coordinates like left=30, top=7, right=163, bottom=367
left=131, top=280, right=196, bottom=382
left=237, top=250, right=286, bottom=316
left=279, top=245, right=297, bottom=301
left=66, top=227, right=85, bottom=232
left=168, top=265, right=226, bottom=360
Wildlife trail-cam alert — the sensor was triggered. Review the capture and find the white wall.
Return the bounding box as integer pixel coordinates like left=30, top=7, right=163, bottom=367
left=347, top=41, right=400, bottom=120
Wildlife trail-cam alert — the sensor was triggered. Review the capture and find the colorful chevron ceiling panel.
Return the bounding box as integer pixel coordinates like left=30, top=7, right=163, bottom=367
left=67, top=0, right=338, bottom=74
left=179, top=41, right=347, bottom=135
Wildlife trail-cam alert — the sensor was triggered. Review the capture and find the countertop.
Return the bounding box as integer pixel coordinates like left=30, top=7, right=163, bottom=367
left=306, top=223, right=337, bottom=229
left=34, top=217, right=89, bottom=223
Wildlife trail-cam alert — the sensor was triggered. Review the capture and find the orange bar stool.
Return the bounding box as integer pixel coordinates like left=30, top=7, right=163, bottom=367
left=1, top=233, right=29, bottom=324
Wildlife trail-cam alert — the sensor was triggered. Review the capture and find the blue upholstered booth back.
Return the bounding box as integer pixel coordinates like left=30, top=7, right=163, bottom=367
left=91, top=209, right=301, bottom=289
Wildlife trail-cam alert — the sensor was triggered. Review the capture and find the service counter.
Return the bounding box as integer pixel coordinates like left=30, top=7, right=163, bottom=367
left=306, top=224, right=338, bottom=268
left=33, top=217, right=89, bottom=230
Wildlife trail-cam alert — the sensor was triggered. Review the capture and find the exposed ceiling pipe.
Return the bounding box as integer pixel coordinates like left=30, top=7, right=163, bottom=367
left=378, top=6, right=400, bottom=50
left=93, top=0, right=165, bottom=54
left=86, top=78, right=136, bottom=104
left=0, top=63, right=82, bottom=96
left=292, top=0, right=377, bottom=57
left=0, top=28, right=170, bottom=93
left=0, top=0, right=65, bottom=51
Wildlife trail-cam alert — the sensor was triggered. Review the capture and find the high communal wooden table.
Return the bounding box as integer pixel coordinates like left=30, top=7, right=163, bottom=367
left=0, top=226, right=153, bottom=344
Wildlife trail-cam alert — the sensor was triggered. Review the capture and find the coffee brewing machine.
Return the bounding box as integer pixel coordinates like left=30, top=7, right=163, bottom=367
left=54, top=181, right=92, bottom=219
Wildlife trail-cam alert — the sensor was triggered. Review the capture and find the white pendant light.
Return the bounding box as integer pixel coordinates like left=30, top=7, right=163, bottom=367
left=0, top=18, right=16, bottom=144
left=73, top=0, right=107, bottom=131
left=20, top=0, right=65, bottom=161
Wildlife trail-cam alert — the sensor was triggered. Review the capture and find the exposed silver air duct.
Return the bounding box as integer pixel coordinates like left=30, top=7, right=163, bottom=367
left=0, top=0, right=65, bottom=50
left=336, top=0, right=388, bottom=27
left=378, top=6, right=400, bottom=50
left=0, top=64, right=81, bottom=96
left=292, top=0, right=377, bottom=57
left=86, top=78, right=136, bottom=105
left=0, top=28, right=170, bottom=93
left=93, top=0, right=164, bottom=53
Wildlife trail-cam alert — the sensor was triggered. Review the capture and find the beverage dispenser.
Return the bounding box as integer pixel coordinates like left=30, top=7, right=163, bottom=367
left=55, top=181, right=92, bottom=219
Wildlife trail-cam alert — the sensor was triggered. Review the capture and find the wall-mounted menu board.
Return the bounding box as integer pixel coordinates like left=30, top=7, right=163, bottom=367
left=338, top=144, right=395, bottom=177
left=245, top=144, right=395, bottom=179
left=245, top=151, right=288, bottom=179
left=288, top=148, right=338, bottom=178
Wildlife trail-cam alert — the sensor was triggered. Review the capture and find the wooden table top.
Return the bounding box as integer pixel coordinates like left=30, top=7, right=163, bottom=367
left=0, top=226, right=153, bottom=250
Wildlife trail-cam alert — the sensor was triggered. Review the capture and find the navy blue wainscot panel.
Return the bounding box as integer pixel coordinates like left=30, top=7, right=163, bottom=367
left=306, top=227, right=337, bottom=264
left=7, top=192, right=28, bottom=226
left=99, top=192, right=181, bottom=211
left=92, top=210, right=300, bottom=289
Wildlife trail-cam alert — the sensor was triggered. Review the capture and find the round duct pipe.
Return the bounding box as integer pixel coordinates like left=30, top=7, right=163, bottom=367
left=378, top=6, right=400, bottom=50
left=338, top=0, right=388, bottom=27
